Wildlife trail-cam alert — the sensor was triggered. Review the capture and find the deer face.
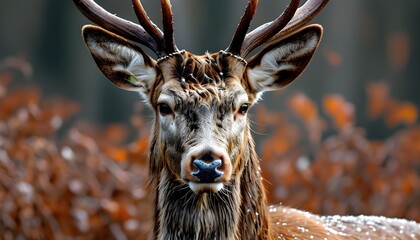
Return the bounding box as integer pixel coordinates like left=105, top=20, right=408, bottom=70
left=154, top=51, right=251, bottom=193
left=82, top=24, right=322, bottom=193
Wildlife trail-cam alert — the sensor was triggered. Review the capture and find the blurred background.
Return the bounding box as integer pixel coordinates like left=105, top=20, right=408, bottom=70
left=1, top=0, right=419, bottom=239
left=1, top=0, right=419, bottom=129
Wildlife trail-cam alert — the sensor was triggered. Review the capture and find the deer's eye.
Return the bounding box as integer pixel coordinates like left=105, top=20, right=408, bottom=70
left=158, top=103, right=173, bottom=116
left=238, top=103, right=249, bottom=115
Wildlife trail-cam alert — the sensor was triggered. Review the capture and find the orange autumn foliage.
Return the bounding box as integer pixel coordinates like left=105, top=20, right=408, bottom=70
left=323, top=94, right=355, bottom=130
left=261, top=91, right=419, bottom=220
left=367, top=82, right=418, bottom=127
left=288, top=93, right=324, bottom=143
left=367, top=82, right=389, bottom=119
left=288, top=93, right=318, bottom=122
left=0, top=58, right=419, bottom=238
left=386, top=101, right=418, bottom=127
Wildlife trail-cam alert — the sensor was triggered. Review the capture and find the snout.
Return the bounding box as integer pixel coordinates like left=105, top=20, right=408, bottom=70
left=182, top=147, right=231, bottom=193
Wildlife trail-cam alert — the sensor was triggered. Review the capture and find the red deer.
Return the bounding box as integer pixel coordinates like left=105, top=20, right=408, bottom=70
left=72, top=0, right=420, bottom=239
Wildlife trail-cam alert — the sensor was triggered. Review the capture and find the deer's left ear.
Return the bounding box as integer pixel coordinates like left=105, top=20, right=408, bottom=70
left=246, top=24, right=323, bottom=93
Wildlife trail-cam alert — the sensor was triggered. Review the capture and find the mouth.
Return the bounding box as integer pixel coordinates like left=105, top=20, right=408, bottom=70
left=188, top=182, right=224, bottom=193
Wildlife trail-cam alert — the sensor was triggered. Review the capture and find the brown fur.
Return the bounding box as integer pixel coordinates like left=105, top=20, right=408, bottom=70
left=143, top=52, right=420, bottom=239
left=79, top=25, right=420, bottom=239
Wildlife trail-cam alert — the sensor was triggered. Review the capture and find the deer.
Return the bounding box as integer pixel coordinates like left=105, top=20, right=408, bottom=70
left=72, top=0, right=420, bottom=239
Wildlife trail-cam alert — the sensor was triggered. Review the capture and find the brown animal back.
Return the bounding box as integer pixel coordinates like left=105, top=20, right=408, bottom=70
left=268, top=205, right=420, bottom=239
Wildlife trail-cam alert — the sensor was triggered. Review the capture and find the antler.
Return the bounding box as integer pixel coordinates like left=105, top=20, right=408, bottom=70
left=160, top=0, right=178, bottom=53
left=72, top=0, right=178, bottom=57
left=225, top=0, right=260, bottom=55
left=270, top=0, right=329, bottom=42
left=227, top=0, right=329, bottom=58
left=131, top=0, right=164, bottom=49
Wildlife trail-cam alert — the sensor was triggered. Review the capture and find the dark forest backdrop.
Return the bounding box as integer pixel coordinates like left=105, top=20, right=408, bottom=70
left=1, top=1, right=419, bottom=131
left=1, top=0, right=419, bottom=238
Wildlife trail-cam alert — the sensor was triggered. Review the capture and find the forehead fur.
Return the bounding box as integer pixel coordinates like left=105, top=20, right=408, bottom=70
left=153, top=51, right=250, bottom=104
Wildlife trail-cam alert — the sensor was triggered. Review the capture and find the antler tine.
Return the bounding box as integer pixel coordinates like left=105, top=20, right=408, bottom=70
left=132, top=0, right=164, bottom=50
left=240, top=0, right=300, bottom=57
left=161, top=0, right=178, bottom=53
left=241, top=0, right=329, bottom=57
left=72, top=0, right=166, bottom=56
left=226, top=0, right=259, bottom=55
left=272, top=0, right=329, bottom=41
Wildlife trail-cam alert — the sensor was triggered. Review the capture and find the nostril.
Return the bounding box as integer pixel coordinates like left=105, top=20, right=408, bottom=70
left=192, top=159, right=223, bottom=183
left=201, top=153, right=215, bottom=162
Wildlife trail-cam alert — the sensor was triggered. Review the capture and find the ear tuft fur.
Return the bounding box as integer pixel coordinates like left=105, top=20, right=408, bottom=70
left=247, top=24, right=323, bottom=93
left=82, top=25, right=157, bottom=96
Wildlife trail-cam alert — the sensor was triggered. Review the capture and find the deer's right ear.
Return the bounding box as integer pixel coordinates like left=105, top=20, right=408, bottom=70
left=82, top=25, right=157, bottom=95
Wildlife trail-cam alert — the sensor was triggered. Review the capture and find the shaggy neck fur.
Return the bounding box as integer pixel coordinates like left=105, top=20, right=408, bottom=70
left=149, top=128, right=273, bottom=240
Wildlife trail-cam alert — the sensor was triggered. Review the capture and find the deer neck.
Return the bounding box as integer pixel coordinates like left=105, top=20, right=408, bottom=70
left=150, top=132, right=272, bottom=240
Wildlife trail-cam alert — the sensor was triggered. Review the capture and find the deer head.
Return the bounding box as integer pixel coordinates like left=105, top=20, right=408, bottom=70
left=74, top=0, right=327, bottom=195
left=72, top=2, right=420, bottom=239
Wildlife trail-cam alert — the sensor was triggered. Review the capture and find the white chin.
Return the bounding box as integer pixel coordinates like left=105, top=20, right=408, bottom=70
left=188, top=182, right=224, bottom=193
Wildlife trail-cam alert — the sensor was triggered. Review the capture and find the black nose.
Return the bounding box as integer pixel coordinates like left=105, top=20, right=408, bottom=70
left=192, top=159, right=223, bottom=183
